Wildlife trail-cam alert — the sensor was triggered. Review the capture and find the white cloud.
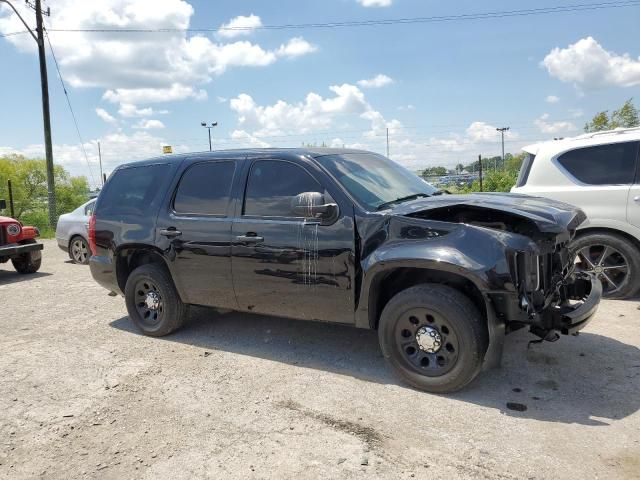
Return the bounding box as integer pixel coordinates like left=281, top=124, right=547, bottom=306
left=276, top=37, right=318, bottom=58
left=218, top=14, right=262, bottom=39
left=0, top=1, right=317, bottom=111
left=534, top=114, right=577, bottom=134
left=95, top=108, right=117, bottom=124
left=357, top=0, right=393, bottom=7
left=569, top=108, right=584, bottom=118
left=543, top=37, right=640, bottom=88
left=357, top=74, right=394, bottom=88
left=117, top=103, right=168, bottom=118
left=133, top=119, right=165, bottom=130
left=545, top=95, right=560, bottom=104
left=398, top=104, right=416, bottom=111
left=229, top=83, right=400, bottom=138
left=465, top=122, right=517, bottom=143
left=103, top=84, right=207, bottom=104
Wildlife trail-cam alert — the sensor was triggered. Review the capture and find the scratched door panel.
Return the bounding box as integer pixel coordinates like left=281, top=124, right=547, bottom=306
left=231, top=216, right=356, bottom=324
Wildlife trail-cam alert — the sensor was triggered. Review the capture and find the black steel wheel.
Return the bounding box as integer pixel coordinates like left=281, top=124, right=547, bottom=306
left=124, top=263, right=188, bottom=336
left=69, top=236, right=90, bottom=265
left=378, top=284, right=488, bottom=393
left=571, top=232, right=640, bottom=299
left=12, top=239, right=42, bottom=274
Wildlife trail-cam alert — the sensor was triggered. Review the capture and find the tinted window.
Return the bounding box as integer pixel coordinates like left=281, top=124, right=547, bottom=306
left=173, top=161, right=235, bottom=215
left=516, top=153, right=535, bottom=187
left=557, top=142, right=638, bottom=185
left=97, top=164, right=169, bottom=216
left=244, top=160, right=322, bottom=217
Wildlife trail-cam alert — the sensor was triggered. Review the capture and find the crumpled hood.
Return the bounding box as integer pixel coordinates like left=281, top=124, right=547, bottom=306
left=389, top=192, right=586, bottom=233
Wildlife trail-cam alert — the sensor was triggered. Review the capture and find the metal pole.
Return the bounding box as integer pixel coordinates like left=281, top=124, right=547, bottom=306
left=496, top=127, right=510, bottom=171
left=386, top=127, right=390, bottom=158
left=478, top=154, right=483, bottom=192
left=34, top=0, right=56, bottom=226
left=208, top=128, right=212, bottom=151
left=98, top=141, right=104, bottom=186
left=8, top=180, right=15, bottom=218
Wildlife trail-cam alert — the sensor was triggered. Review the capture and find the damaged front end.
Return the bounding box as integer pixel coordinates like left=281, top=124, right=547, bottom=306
left=395, top=193, right=602, bottom=343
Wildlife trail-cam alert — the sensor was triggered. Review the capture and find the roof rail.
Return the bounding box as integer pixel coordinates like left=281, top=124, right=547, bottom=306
left=585, top=126, right=640, bottom=138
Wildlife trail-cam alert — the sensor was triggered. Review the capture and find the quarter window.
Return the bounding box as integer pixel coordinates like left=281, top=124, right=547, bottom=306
left=557, top=141, right=638, bottom=185
left=173, top=161, right=235, bottom=215
left=244, top=160, right=322, bottom=217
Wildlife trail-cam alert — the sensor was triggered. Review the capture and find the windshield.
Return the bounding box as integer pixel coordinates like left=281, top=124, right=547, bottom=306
left=315, top=152, right=438, bottom=211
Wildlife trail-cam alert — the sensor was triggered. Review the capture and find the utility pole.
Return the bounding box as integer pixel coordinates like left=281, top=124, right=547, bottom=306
left=0, top=0, right=56, bottom=226
left=496, top=127, right=510, bottom=171
left=201, top=122, right=218, bottom=151
left=478, top=154, right=483, bottom=192
left=386, top=127, right=390, bottom=158
left=97, top=141, right=104, bottom=186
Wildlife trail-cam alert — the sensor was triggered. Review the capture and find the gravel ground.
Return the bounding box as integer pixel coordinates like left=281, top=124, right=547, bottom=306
left=1, top=239, right=639, bottom=479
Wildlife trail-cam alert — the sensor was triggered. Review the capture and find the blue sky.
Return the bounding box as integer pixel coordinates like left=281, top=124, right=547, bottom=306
left=0, top=0, right=638, bottom=186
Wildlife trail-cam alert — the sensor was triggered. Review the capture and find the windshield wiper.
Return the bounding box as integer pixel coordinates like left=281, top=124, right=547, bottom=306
left=376, top=193, right=430, bottom=211
left=431, top=189, right=450, bottom=196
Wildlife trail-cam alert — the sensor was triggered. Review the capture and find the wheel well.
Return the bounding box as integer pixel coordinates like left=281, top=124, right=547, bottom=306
left=115, top=246, right=169, bottom=293
left=68, top=234, right=86, bottom=248
left=369, top=267, right=488, bottom=331
left=576, top=227, right=640, bottom=251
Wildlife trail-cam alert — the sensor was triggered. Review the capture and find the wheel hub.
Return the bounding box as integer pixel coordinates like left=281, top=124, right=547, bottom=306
left=415, top=326, right=442, bottom=353
left=144, top=291, right=160, bottom=310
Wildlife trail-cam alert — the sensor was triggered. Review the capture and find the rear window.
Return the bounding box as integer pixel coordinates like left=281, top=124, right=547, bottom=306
left=97, top=164, right=169, bottom=216
left=557, top=141, right=638, bottom=185
left=173, top=161, right=235, bottom=215
left=516, top=153, right=535, bottom=187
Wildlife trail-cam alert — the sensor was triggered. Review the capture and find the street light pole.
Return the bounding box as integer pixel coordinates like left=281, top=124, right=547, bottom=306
left=496, top=127, right=510, bottom=170
left=201, top=122, right=218, bottom=151
left=1, top=0, right=56, bottom=226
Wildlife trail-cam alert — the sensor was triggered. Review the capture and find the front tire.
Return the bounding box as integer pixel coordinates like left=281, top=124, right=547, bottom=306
left=125, top=264, right=188, bottom=336
left=571, top=232, right=640, bottom=299
left=378, top=284, right=488, bottom=393
left=12, top=240, right=42, bottom=274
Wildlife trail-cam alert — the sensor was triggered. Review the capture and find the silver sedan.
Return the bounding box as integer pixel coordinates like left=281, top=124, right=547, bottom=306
left=55, top=199, right=95, bottom=264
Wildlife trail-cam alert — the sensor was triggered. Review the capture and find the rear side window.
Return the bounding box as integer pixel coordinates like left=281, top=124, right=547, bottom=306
left=557, top=141, right=638, bottom=185
left=244, top=160, right=322, bottom=217
left=173, top=161, right=235, bottom=215
left=84, top=201, right=95, bottom=216
left=97, top=164, right=169, bottom=216
left=516, top=153, right=535, bottom=187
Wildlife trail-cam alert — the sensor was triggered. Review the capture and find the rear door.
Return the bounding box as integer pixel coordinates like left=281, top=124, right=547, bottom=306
left=156, top=158, right=240, bottom=309
left=627, top=142, right=640, bottom=228
left=231, top=158, right=356, bottom=324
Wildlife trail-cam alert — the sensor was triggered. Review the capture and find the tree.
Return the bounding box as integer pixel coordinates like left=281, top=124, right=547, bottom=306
left=455, top=163, right=464, bottom=174
left=421, top=166, right=447, bottom=177
left=0, top=155, right=89, bottom=231
left=584, top=98, right=639, bottom=132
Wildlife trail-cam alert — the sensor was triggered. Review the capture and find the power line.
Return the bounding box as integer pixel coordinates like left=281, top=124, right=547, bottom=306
left=43, top=28, right=97, bottom=186
left=2, top=1, right=638, bottom=37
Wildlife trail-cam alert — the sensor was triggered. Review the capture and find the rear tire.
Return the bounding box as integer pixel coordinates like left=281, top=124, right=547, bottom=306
left=69, top=236, right=90, bottom=265
left=125, top=263, right=188, bottom=336
left=12, top=240, right=42, bottom=274
left=378, top=284, right=488, bottom=393
left=571, top=232, right=640, bottom=299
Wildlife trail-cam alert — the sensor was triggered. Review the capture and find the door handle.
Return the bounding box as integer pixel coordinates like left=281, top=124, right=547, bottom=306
left=236, top=233, right=264, bottom=244
left=160, top=228, right=182, bottom=238
left=634, top=196, right=640, bottom=203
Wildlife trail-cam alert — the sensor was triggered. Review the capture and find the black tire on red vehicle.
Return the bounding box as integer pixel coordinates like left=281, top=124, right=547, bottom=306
left=124, top=263, right=189, bottom=337
left=12, top=239, right=42, bottom=274
left=571, top=232, right=640, bottom=299
left=378, top=284, right=488, bottom=393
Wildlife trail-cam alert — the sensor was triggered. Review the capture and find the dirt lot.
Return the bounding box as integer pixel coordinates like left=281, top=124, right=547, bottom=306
left=1, top=239, right=639, bottom=479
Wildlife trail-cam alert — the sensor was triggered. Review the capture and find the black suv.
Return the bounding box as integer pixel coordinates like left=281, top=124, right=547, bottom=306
left=89, top=148, right=601, bottom=393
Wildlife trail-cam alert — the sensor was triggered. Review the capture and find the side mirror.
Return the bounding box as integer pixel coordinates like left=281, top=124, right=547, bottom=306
left=291, top=192, right=338, bottom=220
left=0, top=199, right=6, bottom=211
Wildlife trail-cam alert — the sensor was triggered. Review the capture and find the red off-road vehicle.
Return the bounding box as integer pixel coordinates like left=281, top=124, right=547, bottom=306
left=0, top=199, right=43, bottom=274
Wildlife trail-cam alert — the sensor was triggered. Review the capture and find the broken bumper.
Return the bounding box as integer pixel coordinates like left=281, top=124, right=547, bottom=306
left=0, top=242, right=44, bottom=258
left=550, top=273, right=602, bottom=335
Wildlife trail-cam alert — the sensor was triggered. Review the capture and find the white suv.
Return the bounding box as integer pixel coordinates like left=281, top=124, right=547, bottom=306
left=512, top=127, right=640, bottom=299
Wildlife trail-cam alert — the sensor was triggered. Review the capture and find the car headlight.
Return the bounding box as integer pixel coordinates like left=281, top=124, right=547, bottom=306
left=6, top=223, right=21, bottom=236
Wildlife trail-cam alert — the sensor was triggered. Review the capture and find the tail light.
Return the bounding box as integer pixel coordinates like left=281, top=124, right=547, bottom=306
left=88, top=214, right=97, bottom=256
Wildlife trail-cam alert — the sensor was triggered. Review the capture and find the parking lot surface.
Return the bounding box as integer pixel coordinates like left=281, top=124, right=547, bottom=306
left=1, top=239, right=639, bottom=479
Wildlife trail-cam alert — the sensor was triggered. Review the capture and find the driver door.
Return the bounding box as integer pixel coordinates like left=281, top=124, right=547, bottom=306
left=231, top=158, right=355, bottom=324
